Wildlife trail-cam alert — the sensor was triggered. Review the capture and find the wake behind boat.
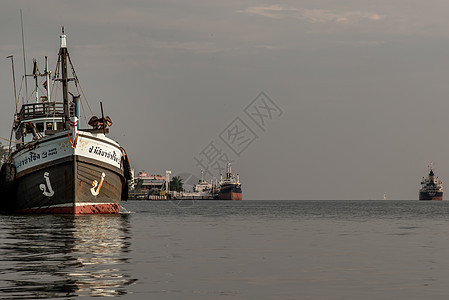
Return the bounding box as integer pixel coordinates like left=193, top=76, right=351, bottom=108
left=0, top=28, right=132, bottom=214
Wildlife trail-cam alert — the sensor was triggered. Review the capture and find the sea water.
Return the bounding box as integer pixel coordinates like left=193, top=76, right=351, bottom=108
left=1, top=200, right=449, bottom=299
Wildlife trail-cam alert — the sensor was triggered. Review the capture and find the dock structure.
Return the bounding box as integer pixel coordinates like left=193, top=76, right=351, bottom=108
left=127, top=191, right=215, bottom=201
left=169, top=192, right=215, bottom=200
left=127, top=169, right=223, bottom=201
left=129, top=171, right=167, bottom=199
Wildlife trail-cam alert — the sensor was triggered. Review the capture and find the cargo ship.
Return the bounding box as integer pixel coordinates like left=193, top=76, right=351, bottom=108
left=0, top=28, right=132, bottom=214
left=419, top=165, right=443, bottom=200
left=219, top=162, right=242, bottom=200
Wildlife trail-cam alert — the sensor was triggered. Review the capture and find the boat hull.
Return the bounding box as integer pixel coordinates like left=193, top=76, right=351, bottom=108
left=9, top=131, right=125, bottom=214
left=219, top=191, right=242, bottom=200
left=219, top=184, right=242, bottom=200
left=419, top=191, right=443, bottom=201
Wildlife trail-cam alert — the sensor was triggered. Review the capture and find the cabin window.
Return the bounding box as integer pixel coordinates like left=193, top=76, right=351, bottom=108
left=56, top=122, right=64, bottom=130
left=36, top=122, right=44, bottom=132
left=46, top=122, right=54, bottom=130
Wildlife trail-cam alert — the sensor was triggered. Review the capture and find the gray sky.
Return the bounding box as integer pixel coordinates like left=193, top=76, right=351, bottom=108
left=1, top=0, right=449, bottom=200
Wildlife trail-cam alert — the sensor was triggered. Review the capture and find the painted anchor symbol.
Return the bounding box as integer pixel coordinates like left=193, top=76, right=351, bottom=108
left=91, top=172, right=106, bottom=196
left=39, top=172, right=55, bottom=197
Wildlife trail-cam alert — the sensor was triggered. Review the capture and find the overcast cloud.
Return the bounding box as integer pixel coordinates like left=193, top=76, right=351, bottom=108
left=1, top=0, right=449, bottom=199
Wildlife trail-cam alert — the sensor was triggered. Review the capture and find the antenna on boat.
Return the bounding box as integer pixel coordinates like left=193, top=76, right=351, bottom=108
left=20, top=9, right=28, bottom=101
left=100, top=102, right=106, bottom=135
left=6, top=55, right=18, bottom=113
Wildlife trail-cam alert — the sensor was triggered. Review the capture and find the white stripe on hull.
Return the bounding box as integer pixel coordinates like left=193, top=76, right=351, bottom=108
left=11, top=130, right=125, bottom=214
left=13, top=130, right=123, bottom=175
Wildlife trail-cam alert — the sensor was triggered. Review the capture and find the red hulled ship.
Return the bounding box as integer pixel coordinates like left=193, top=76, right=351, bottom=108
left=219, top=162, right=242, bottom=200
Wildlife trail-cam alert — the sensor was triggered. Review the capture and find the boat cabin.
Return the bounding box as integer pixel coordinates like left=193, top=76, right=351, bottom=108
left=14, top=100, right=75, bottom=144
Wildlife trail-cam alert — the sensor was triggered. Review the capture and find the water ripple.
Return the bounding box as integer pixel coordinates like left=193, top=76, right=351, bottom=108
left=0, top=214, right=137, bottom=299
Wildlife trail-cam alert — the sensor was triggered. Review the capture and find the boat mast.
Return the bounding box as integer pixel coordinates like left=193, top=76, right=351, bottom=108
left=226, top=162, right=231, bottom=179
left=45, top=56, right=51, bottom=103
left=6, top=55, right=18, bottom=113
left=20, top=9, right=28, bottom=101
left=32, top=59, right=39, bottom=102
left=59, top=27, right=70, bottom=130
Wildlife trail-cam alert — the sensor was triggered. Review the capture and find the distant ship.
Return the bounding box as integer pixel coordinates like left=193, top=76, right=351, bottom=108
left=419, top=165, right=443, bottom=200
left=193, top=170, right=213, bottom=196
left=219, top=162, right=242, bottom=200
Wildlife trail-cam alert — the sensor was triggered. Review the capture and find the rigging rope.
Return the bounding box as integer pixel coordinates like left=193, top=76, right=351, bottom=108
left=0, top=135, right=20, bottom=144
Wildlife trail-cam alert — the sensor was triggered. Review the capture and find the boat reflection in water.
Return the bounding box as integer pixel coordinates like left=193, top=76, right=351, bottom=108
left=0, top=214, right=136, bottom=298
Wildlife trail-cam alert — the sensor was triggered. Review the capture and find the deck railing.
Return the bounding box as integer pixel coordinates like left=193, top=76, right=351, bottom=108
left=17, top=102, right=74, bottom=121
